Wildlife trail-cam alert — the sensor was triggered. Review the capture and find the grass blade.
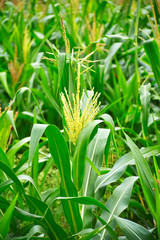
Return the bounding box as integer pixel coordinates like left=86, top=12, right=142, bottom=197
left=45, top=125, right=83, bottom=234
left=82, top=128, right=110, bottom=227
left=115, top=216, right=152, bottom=240
left=56, top=196, right=110, bottom=213
left=99, top=176, right=138, bottom=239
left=144, top=39, right=160, bottom=89
left=0, top=194, right=18, bottom=239
left=95, top=145, right=160, bottom=194
left=140, top=84, right=151, bottom=137
left=25, top=195, right=66, bottom=240
left=72, top=120, right=102, bottom=191
left=125, top=133, right=156, bottom=220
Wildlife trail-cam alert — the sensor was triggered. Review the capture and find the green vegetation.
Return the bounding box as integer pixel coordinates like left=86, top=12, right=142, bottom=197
left=0, top=0, right=160, bottom=239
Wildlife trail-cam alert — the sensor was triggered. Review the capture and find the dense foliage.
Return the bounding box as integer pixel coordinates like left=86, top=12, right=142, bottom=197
left=0, top=0, right=160, bottom=239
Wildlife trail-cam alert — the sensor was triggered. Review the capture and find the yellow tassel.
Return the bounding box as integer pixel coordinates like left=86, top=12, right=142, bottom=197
left=60, top=64, right=100, bottom=145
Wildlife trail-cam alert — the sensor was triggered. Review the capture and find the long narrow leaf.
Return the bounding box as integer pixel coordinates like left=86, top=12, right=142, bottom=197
left=95, top=145, right=160, bottom=195
left=45, top=125, right=83, bottom=234
left=144, top=39, right=160, bottom=89
left=125, top=133, right=156, bottom=220
left=98, top=176, right=138, bottom=239
left=72, top=120, right=102, bottom=191
left=29, top=124, right=83, bottom=234
left=115, top=216, right=152, bottom=240
left=29, top=124, right=48, bottom=166
left=140, top=84, right=151, bottom=137
left=0, top=194, right=18, bottom=239
left=0, top=161, right=24, bottom=194
left=25, top=195, right=66, bottom=240
left=82, top=128, right=110, bottom=227
left=55, top=196, right=110, bottom=213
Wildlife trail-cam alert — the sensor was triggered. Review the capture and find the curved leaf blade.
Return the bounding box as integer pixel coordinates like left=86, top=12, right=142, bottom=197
left=125, top=133, right=157, bottom=220
left=0, top=194, right=18, bottom=239
left=29, top=124, right=48, bottom=166
left=56, top=196, right=110, bottom=213
left=115, top=216, right=152, bottom=240
left=95, top=145, right=160, bottom=195
left=144, top=39, right=160, bottom=89
left=45, top=125, right=83, bottom=234
left=72, top=120, right=102, bottom=191
left=99, top=176, right=138, bottom=239
left=82, top=128, right=110, bottom=227
left=25, top=194, right=66, bottom=240
left=140, top=84, right=151, bottom=137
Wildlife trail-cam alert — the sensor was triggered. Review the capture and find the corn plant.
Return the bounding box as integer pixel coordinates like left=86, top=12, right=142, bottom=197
left=0, top=0, right=160, bottom=239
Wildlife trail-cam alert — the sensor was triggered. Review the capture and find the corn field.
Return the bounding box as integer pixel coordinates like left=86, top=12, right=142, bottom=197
left=0, top=0, right=160, bottom=239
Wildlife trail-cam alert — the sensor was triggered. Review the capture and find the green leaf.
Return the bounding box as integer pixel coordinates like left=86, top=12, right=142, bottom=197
left=0, top=161, right=24, bottom=194
left=7, top=137, right=30, bottom=167
left=82, top=128, right=110, bottom=227
left=0, top=24, right=14, bottom=58
left=122, top=73, right=137, bottom=109
left=94, top=214, right=118, bottom=240
left=79, top=224, right=107, bottom=240
left=103, top=176, right=138, bottom=223
left=15, top=87, right=46, bottom=122
left=25, top=194, right=66, bottom=240
left=0, top=174, right=40, bottom=198
left=0, top=195, right=43, bottom=222
left=29, top=124, right=48, bottom=166
left=100, top=114, right=118, bottom=157
left=104, top=34, right=131, bottom=41
left=30, top=144, right=39, bottom=190
left=0, top=194, right=18, bottom=239
left=56, top=196, right=110, bottom=213
left=40, top=79, right=62, bottom=117
left=116, top=60, right=128, bottom=97
left=72, top=120, right=102, bottom=191
left=156, top=186, right=160, bottom=239
left=98, top=176, right=138, bottom=239
left=140, top=84, right=151, bottom=137
left=115, top=216, right=152, bottom=240
left=0, top=147, right=11, bottom=167
left=104, top=42, right=122, bottom=73
left=95, top=145, right=160, bottom=195
left=86, top=156, right=101, bottom=176
left=0, top=72, right=12, bottom=98
left=31, top=26, right=57, bottom=62
left=45, top=125, right=83, bottom=234
left=6, top=111, right=18, bottom=137
left=0, top=234, right=4, bottom=240
left=144, top=39, right=160, bottom=89
left=29, top=124, right=83, bottom=234
left=153, top=156, right=160, bottom=238
left=27, top=225, right=48, bottom=240
left=0, top=112, right=11, bottom=151
left=125, top=133, right=156, bottom=220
